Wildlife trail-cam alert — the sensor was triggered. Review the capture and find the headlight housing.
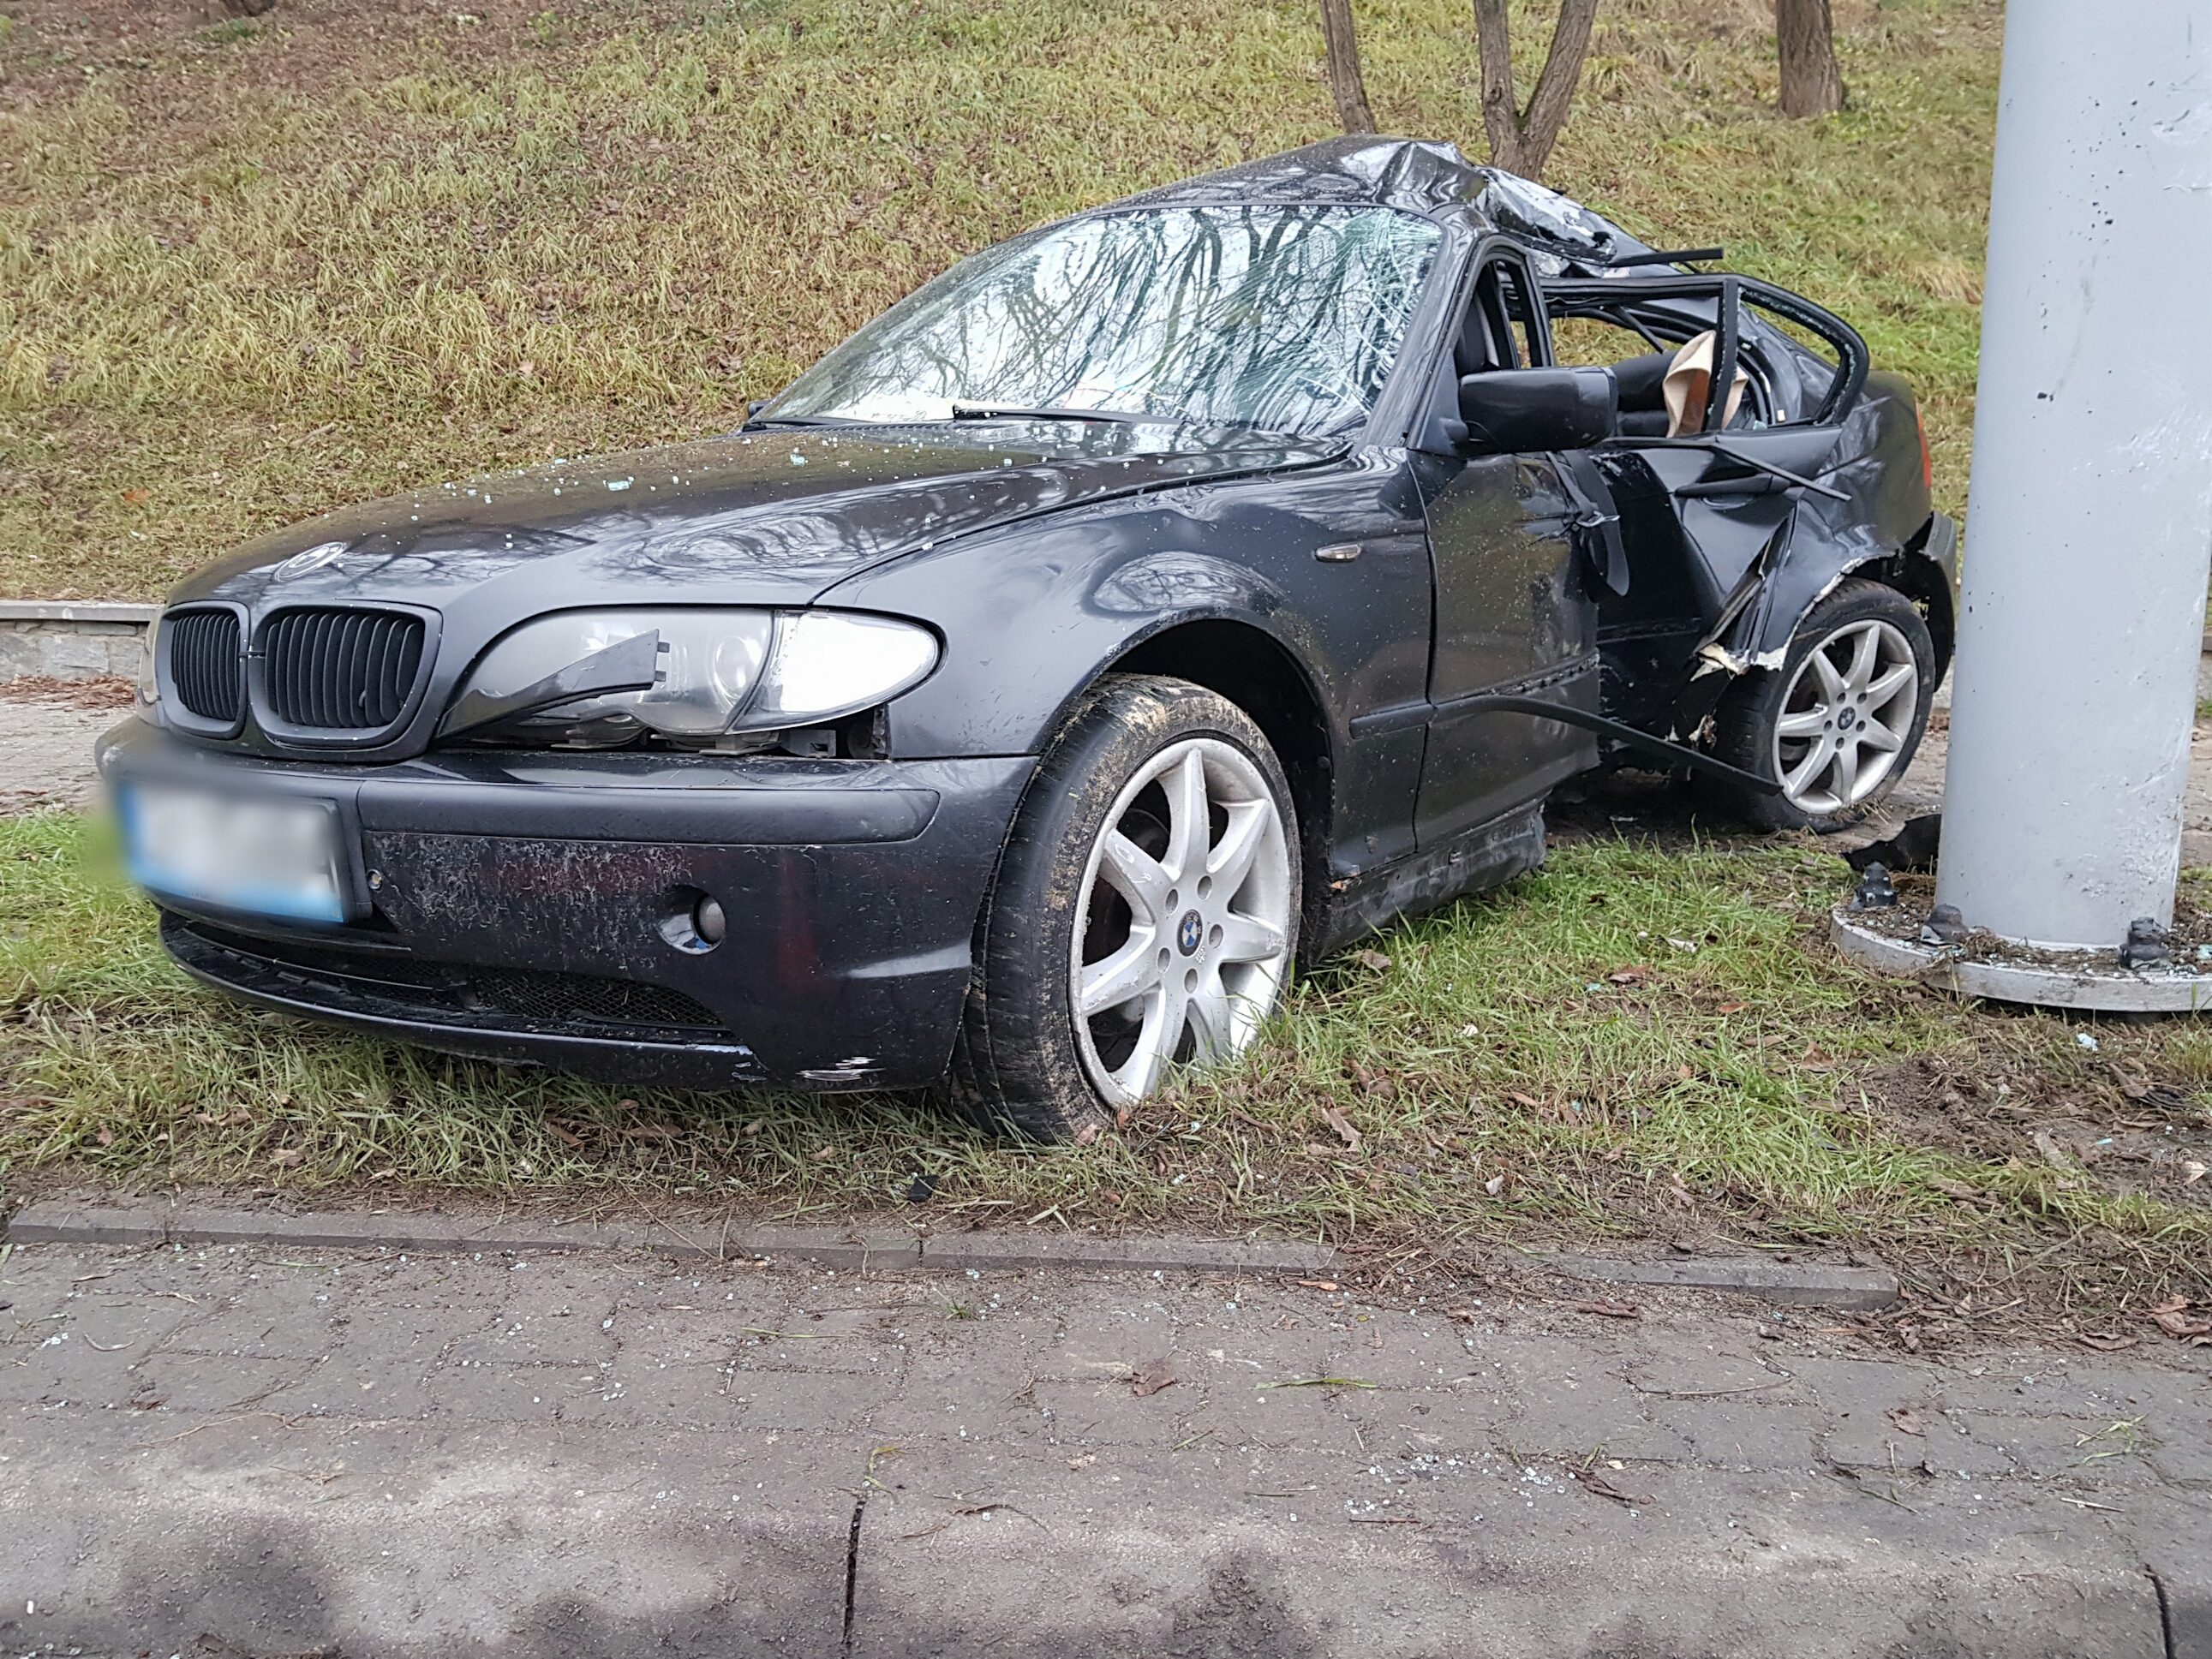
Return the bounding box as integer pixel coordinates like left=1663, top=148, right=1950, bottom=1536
left=441, top=607, right=939, bottom=748
left=136, top=609, right=164, bottom=714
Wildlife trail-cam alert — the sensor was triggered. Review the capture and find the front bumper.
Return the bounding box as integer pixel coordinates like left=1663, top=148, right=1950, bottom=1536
left=99, top=721, right=1033, bottom=1090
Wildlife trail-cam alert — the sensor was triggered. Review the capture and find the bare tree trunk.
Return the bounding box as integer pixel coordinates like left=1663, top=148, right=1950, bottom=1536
left=1777, top=0, right=1844, bottom=117
left=1319, top=0, right=1377, bottom=134
left=1473, top=0, right=1600, bottom=180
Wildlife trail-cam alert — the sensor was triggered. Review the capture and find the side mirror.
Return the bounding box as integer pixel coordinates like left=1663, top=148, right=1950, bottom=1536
left=1458, top=367, right=1617, bottom=455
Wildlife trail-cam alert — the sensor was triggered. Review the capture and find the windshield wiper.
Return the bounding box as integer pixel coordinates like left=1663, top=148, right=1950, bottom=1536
left=745, top=415, right=876, bottom=430
left=950, top=403, right=1146, bottom=424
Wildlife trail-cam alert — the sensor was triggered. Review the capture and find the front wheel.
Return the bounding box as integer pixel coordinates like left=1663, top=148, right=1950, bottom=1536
left=937, top=675, right=1301, bottom=1140
left=1701, top=578, right=1936, bottom=832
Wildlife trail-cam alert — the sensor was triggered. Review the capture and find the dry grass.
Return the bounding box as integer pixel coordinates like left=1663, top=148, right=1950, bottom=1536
left=5, top=807, right=2207, bottom=1319
left=1, top=0, right=1999, bottom=597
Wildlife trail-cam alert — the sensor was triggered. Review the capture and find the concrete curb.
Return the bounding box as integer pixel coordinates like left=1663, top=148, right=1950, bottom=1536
left=0, top=1201, right=1334, bottom=1277
left=4, top=1199, right=1898, bottom=1304
left=1539, top=1250, right=1900, bottom=1310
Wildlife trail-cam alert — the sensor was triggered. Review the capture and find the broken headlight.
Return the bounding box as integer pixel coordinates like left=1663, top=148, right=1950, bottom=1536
left=439, top=606, right=938, bottom=747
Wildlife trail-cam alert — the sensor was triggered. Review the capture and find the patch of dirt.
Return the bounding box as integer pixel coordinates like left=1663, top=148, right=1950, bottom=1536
left=1852, top=1047, right=2211, bottom=1214
left=0, top=675, right=138, bottom=712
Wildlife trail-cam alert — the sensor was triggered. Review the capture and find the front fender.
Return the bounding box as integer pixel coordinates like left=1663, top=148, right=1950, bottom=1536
left=819, top=497, right=1368, bottom=761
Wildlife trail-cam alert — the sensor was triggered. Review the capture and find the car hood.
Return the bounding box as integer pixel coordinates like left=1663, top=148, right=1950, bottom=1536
left=173, top=421, right=1347, bottom=614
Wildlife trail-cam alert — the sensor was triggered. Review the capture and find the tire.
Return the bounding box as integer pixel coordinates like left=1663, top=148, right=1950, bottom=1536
left=936, top=674, right=1302, bottom=1141
left=1701, top=577, right=1936, bottom=832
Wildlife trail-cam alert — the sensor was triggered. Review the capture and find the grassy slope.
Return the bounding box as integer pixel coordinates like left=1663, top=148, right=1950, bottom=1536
left=0, top=0, right=1995, bottom=598
left=5, top=810, right=2207, bottom=1315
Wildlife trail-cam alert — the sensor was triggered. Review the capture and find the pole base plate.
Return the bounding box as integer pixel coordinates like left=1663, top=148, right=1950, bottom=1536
left=1831, top=907, right=2212, bottom=1012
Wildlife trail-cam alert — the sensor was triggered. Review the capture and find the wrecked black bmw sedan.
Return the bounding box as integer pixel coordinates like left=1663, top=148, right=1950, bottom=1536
left=104, top=137, right=1957, bottom=1138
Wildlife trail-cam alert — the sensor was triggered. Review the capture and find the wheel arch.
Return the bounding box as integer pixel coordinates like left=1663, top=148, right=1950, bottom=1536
left=1748, top=519, right=1958, bottom=685
left=1099, top=617, right=1336, bottom=949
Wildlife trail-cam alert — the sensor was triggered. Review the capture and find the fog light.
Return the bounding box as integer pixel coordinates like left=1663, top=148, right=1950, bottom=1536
left=657, top=887, right=726, bottom=954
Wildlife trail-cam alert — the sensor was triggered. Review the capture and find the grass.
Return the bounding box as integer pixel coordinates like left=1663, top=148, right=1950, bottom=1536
left=6, top=807, right=2208, bottom=1316
left=0, top=0, right=2000, bottom=598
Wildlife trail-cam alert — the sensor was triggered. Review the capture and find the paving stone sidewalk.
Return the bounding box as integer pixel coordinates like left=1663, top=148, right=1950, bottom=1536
left=2, top=1238, right=2206, bottom=1656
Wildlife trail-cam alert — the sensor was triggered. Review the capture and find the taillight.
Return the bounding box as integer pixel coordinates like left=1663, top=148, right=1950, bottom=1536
left=1916, top=407, right=1934, bottom=493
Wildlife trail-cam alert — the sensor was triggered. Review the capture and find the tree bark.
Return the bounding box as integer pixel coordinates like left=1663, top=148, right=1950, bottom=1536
left=1473, top=0, right=1600, bottom=181
left=1777, top=0, right=1844, bottom=117
left=1319, top=0, right=1378, bottom=134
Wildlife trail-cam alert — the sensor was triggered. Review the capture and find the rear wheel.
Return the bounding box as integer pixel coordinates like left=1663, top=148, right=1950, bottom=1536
left=1702, top=578, right=1935, bottom=832
left=937, top=675, right=1300, bottom=1140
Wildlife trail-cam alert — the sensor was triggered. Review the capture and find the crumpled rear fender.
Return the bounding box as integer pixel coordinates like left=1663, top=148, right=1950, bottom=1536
left=1707, top=371, right=1954, bottom=676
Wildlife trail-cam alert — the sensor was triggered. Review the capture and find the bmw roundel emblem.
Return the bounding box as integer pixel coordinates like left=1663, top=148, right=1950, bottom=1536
left=272, top=540, right=350, bottom=582
left=1176, top=910, right=1204, bottom=956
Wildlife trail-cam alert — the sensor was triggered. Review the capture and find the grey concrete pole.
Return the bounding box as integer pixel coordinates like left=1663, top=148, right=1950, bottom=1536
left=1934, top=2, right=2212, bottom=951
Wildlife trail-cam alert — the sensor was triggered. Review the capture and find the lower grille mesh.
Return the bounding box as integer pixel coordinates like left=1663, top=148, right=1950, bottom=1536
left=164, top=917, right=731, bottom=1040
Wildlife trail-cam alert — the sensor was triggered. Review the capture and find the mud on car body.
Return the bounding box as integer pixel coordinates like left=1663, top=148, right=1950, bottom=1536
left=105, top=137, right=1958, bottom=1138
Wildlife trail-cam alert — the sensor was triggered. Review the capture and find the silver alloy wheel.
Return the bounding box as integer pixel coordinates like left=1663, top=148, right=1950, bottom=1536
left=1068, top=737, right=1295, bottom=1107
left=1772, top=617, right=1919, bottom=815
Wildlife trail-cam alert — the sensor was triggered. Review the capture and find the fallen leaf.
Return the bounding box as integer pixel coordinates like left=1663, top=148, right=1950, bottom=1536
left=1130, top=1358, right=1178, bottom=1398
left=1571, top=1467, right=1653, bottom=1507
left=1444, top=1308, right=1478, bottom=1323
left=1352, top=949, right=1391, bottom=973
left=625, top=1124, right=678, bottom=1142
left=543, top=1119, right=583, bottom=1148
left=2183, top=1161, right=2207, bottom=1186
left=1676, top=1064, right=1695, bottom=1081
left=270, top=1149, right=303, bottom=1167
left=1484, top=1175, right=1506, bottom=1197
left=2149, top=1310, right=2212, bottom=1340
left=1074, top=1122, right=1100, bottom=1146
left=1507, top=1091, right=1543, bottom=1109
left=95, top=1127, right=114, bottom=1147
left=1899, top=1324, right=1922, bottom=1353
left=2077, top=1333, right=2139, bottom=1352
left=2149, top=1295, right=2191, bottom=1316
left=1573, top=1299, right=1641, bottom=1320
left=1320, top=1107, right=1362, bottom=1151
left=1886, top=1406, right=1927, bottom=1437
left=1608, top=966, right=1651, bottom=986
left=1294, top=1280, right=1339, bottom=1292
left=1714, top=1002, right=1746, bottom=1015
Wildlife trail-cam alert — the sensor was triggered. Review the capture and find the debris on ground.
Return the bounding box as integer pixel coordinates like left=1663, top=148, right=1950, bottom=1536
left=1572, top=1299, right=1641, bottom=1319
left=1571, top=1467, right=1653, bottom=1507
left=1845, top=814, right=1941, bottom=874
left=1129, top=1358, right=1177, bottom=1397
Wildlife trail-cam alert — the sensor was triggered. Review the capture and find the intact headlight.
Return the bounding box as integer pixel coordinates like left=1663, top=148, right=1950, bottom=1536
left=441, top=606, right=939, bottom=745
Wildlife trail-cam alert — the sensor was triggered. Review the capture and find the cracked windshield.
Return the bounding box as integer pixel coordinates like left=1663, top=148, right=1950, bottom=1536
left=766, top=205, right=1442, bottom=435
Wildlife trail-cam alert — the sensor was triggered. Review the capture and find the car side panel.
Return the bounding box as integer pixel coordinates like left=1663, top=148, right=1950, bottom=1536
left=1411, top=449, right=1599, bottom=844
left=818, top=451, right=1436, bottom=883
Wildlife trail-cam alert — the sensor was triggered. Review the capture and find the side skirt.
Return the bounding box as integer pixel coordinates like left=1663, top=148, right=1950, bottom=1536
left=1305, top=803, right=1546, bottom=962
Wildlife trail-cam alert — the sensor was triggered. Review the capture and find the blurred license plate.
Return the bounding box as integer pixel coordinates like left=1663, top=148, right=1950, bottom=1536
left=120, top=782, right=346, bottom=922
